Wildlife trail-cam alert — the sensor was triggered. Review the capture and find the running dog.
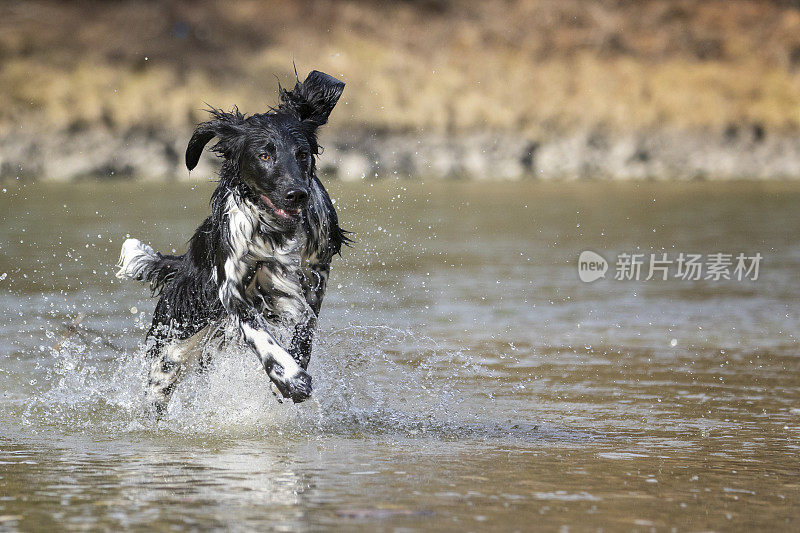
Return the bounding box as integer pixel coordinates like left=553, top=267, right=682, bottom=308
left=116, top=70, right=348, bottom=418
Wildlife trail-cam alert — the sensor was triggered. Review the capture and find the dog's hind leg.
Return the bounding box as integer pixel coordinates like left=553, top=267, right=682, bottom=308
left=145, top=325, right=210, bottom=419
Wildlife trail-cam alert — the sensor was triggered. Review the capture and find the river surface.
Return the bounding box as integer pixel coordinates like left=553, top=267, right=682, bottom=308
left=0, top=180, right=799, bottom=531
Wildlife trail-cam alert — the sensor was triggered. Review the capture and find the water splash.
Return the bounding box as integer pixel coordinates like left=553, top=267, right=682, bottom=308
left=19, top=319, right=507, bottom=440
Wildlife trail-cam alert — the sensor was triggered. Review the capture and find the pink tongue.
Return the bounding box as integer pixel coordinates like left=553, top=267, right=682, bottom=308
left=260, top=194, right=297, bottom=219
left=260, top=194, right=276, bottom=209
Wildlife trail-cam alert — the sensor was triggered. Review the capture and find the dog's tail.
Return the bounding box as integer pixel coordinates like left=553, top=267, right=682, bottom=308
left=116, top=238, right=178, bottom=293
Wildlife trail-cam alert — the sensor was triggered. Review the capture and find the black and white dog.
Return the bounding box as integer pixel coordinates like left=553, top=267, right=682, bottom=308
left=116, top=70, right=348, bottom=418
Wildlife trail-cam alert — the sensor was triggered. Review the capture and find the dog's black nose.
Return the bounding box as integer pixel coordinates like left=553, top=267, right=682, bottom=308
left=285, top=188, right=309, bottom=206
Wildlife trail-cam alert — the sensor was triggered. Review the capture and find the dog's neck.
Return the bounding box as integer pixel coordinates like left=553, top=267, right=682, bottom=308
left=226, top=189, right=301, bottom=259
left=210, top=170, right=336, bottom=269
left=217, top=186, right=311, bottom=330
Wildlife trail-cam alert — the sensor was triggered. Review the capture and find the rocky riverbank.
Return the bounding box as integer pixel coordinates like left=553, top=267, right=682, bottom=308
left=4, top=1, right=800, bottom=182
left=2, top=126, right=799, bottom=182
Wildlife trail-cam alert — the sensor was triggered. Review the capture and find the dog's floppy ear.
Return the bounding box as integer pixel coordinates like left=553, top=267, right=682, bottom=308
left=185, top=108, right=246, bottom=170
left=278, top=70, right=345, bottom=129
left=185, top=123, right=217, bottom=171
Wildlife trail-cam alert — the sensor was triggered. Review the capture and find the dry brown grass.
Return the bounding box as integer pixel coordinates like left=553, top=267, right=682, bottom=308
left=2, top=0, right=800, bottom=137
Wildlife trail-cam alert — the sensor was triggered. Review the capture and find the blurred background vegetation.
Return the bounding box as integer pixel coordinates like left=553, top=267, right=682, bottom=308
left=2, top=0, right=800, bottom=179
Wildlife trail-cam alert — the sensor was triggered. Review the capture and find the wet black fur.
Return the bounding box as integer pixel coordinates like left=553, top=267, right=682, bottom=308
left=127, top=70, right=349, bottom=407
left=143, top=169, right=348, bottom=341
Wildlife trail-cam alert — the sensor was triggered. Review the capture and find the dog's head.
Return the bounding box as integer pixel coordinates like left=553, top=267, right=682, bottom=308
left=185, top=70, right=345, bottom=227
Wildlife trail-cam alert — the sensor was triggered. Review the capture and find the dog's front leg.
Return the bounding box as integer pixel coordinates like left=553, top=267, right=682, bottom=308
left=301, top=263, right=331, bottom=317
left=291, top=263, right=330, bottom=369
left=217, top=224, right=313, bottom=402
left=289, top=319, right=315, bottom=371
left=237, top=310, right=313, bottom=402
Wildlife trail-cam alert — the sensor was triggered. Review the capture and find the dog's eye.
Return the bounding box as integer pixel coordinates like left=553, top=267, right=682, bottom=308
left=296, top=151, right=308, bottom=163
left=259, top=153, right=271, bottom=162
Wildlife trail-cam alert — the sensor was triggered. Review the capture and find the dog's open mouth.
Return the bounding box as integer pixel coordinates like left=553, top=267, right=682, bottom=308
left=259, top=194, right=301, bottom=220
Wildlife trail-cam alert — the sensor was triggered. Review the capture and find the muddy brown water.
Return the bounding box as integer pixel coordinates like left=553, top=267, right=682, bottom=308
left=0, top=180, right=799, bottom=531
